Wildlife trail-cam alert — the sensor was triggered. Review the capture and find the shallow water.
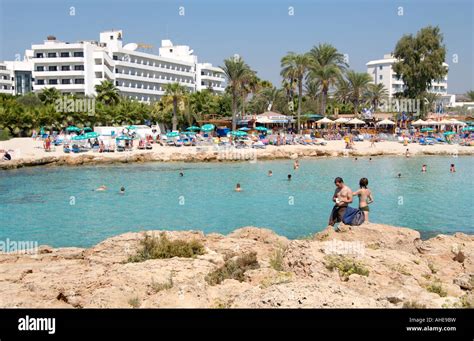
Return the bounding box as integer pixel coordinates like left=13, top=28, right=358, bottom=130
left=0, top=156, right=473, bottom=247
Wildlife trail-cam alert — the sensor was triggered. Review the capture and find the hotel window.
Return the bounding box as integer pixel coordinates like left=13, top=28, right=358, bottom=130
left=379, top=75, right=383, bottom=80
left=113, top=55, right=118, bottom=61
left=61, top=79, right=71, bottom=84
left=36, top=53, right=44, bottom=58
left=36, top=66, right=44, bottom=71
left=60, top=52, right=70, bottom=57
left=74, top=65, right=85, bottom=71
left=48, top=66, right=57, bottom=71
left=48, top=79, right=58, bottom=85
left=74, top=78, right=84, bottom=84
left=61, top=65, right=70, bottom=71
left=73, top=51, right=84, bottom=57
left=379, top=66, right=382, bottom=70
left=47, top=52, right=57, bottom=58
left=36, top=79, right=45, bottom=85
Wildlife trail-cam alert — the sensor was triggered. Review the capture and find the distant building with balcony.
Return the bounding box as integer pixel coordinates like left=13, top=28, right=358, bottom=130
left=2, top=30, right=225, bottom=102
left=366, top=54, right=453, bottom=107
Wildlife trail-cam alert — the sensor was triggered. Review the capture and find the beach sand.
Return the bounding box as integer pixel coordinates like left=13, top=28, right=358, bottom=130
left=0, top=137, right=472, bottom=169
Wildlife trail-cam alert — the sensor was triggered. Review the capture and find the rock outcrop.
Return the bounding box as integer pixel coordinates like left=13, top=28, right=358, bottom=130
left=0, top=224, right=472, bottom=308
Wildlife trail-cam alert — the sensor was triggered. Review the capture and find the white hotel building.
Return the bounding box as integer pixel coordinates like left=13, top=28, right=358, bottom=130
left=366, top=54, right=454, bottom=106
left=1, top=30, right=226, bottom=102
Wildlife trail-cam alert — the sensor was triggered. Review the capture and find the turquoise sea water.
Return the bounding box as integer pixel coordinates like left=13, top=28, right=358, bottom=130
left=0, top=156, right=473, bottom=247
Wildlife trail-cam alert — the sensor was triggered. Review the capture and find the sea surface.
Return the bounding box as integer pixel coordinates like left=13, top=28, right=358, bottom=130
left=0, top=156, right=473, bottom=247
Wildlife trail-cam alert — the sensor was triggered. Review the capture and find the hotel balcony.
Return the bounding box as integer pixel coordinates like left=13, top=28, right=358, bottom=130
left=114, top=60, right=194, bottom=77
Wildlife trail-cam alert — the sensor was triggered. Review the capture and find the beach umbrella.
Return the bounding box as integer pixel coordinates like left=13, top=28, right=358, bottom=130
left=184, top=131, right=196, bottom=136
left=126, top=125, right=137, bottom=130
left=443, top=131, right=456, bottom=136
left=376, top=119, right=396, bottom=125
left=255, top=126, right=268, bottom=131
left=334, top=117, right=350, bottom=123
left=200, top=124, right=215, bottom=132
left=462, top=126, right=474, bottom=132
left=83, top=127, right=93, bottom=132
left=116, top=135, right=133, bottom=140
left=239, top=127, right=251, bottom=131
left=66, top=126, right=81, bottom=132
left=230, top=130, right=247, bottom=137
left=411, top=119, right=426, bottom=126
left=84, top=132, right=99, bottom=139
left=317, top=117, right=335, bottom=124
left=186, top=126, right=200, bottom=131
left=166, top=131, right=180, bottom=138
left=420, top=127, right=435, bottom=132
left=71, top=134, right=87, bottom=140
left=346, top=118, right=366, bottom=125
left=425, top=119, right=438, bottom=125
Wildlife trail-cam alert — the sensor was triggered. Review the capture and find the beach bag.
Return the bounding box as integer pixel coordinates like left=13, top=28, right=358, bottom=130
left=342, top=207, right=365, bottom=226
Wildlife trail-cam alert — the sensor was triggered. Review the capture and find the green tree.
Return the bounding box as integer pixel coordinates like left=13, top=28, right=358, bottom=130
left=307, top=43, right=347, bottom=117
left=38, top=87, right=61, bottom=105
left=364, top=83, right=388, bottom=111
left=281, top=52, right=312, bottom=133
left=95, top=80, right=120, bottom=105
left=393, top=26, right=448, bottom=101
left=466, top=90, right=474, bottom=101
left=345, top=71, right=372, bottom=114
left=220, top=56, right=254, bottom=130
left=164, top=83, right=187, bottom=131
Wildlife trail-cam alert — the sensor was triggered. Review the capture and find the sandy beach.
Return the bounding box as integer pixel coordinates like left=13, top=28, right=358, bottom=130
left=1, top=137, right=473, bottom=169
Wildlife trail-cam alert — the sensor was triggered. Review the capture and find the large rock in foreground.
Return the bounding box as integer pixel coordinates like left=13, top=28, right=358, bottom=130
left=0, top=224, right=472, bottom=308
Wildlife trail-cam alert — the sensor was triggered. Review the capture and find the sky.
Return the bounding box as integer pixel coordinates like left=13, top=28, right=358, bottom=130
left=0, top=0, right=473, bottom=93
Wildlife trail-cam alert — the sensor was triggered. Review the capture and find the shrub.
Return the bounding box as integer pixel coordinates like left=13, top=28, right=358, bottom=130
left=426, top=281, right=447, bottom=297
left=0, top=129, right=11, bottom=141
left=205, top=252, right=259, bottom=286
left=128, top=297, right=141, bottom=308
left=149, top=275, right=174, bottom=294
left=269, top=247, right=285, bottom=271
left=128, top=232, right=205, bottom=263
left=403, top=301, right=427, bottom=309
left=324, top=255, right=369, bottom=280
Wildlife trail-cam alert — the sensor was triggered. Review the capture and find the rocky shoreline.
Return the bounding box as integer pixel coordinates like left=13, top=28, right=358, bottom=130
left=1, top=223, right=472, bottom=308
left=1, top=146, right=473, bottom=170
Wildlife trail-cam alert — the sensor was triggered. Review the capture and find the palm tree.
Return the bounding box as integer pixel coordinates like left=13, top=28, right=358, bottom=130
left=164, top=83, right=187, bottom=131
left=345, top=71, right=372, bottom=114
left=95, top=80, right=120, bottom=105
left=281, top=52, right=312, bottom=133
left=307, top=43, right=348, bottom=117
left=466, top=90, right=474, bottom=101
left=38, top=87, right=61, bottom=105
left=220, top=56, right=253, bottom=130
left=364, top=83, right=388, bottom=111
left=258, top=87, right=284, bottom=112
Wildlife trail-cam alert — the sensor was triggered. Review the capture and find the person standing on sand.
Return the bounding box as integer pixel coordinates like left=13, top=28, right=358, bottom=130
left=328, top=177, right=353, bottom=226
left=353, top=178, right=374, bottom=222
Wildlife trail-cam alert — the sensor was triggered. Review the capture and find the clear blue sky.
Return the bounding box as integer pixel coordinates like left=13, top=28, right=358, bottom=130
left=0, top=0, right=472, bottom=93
